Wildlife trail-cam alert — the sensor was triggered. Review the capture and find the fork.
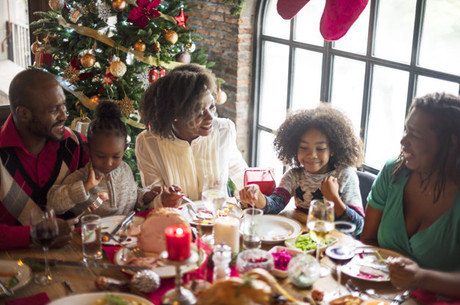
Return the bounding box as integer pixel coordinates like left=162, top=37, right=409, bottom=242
left=391, top=290, right=411, bottom=305
left=103, top=232, right=145, bottom=258
left=0, top=279, right=13, bottom=296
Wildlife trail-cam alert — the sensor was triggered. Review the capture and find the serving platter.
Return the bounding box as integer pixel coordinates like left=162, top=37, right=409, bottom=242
left=113, top=246, right=205, bottom=278
left=47, top=292, right=154, bottom=305
left=0, top=260, right=32, bottom=296
left=100, top=215, right=144, bottom=245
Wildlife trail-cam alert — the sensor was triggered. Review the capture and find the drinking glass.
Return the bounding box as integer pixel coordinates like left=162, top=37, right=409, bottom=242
left=307, top=199, right=334, bottom=277
left=81, top=214, right=103, bottom=260
left=326, top=221, right=357, bottom=298
left=201, top=176, right=227, bottom=217
left=240, top=208, right=263, bottom=250
left=30, top=209, right=60, bottom=285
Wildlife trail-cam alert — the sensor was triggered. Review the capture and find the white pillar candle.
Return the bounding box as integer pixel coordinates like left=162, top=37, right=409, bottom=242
left=213, top=216, right=240, bottom=254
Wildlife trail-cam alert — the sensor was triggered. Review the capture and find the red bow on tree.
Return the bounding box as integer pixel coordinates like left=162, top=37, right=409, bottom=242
left=127, top=0, right=162, bottom=29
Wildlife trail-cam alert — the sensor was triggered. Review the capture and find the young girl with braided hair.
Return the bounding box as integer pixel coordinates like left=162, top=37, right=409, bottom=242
left=47, top=100, right=156, bottom=217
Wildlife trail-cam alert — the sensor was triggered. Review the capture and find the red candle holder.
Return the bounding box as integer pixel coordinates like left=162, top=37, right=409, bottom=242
left=165, top=225, right=191, bottom=261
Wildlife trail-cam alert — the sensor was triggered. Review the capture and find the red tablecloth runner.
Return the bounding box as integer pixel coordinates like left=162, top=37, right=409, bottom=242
left=103, top=234, right=238, bottom=304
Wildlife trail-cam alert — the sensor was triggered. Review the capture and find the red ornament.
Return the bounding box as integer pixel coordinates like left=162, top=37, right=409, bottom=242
left=34, top=52, right=53, bottom=67
left=127, top=0, right=161, bottom=29
left=174, top=8, right=189, bottom=29
left=164, top=225, right=191, bottom=261
left=149, top=67, right=166, bottom=82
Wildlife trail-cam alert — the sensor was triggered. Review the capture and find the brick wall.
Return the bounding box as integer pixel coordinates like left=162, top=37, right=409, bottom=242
left=188, top=0, right=256, bottom=162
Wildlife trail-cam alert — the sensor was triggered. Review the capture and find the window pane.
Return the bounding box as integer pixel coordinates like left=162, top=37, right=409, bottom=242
left=416, top=76, right=459, bottom=97
left=257, top=130, right=284, bottom=183
left=259, top=41, right=289, bottom=130
left=418, top=0, right=460, bottom=75
left=330, top=57, right=365, bottom=136
left=291, top=49, right=322, bottom=111
left=366, top=66, right=409, bottom=170
left=293, top=0, right=324, bottom=46
left=374, top=0, right=416, bottom=63
left=333, top=3, right=370, bottom=55
left=262, top=0, right=290, bottom=40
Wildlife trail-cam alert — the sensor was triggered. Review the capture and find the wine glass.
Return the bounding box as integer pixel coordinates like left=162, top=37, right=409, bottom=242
left=326, top=221, right=357, bottom=298
left=30, top=209, right=60, bottom=285
left=201, top=176, right=227, bottom=218
left=307, top=199, right=334, bottom=277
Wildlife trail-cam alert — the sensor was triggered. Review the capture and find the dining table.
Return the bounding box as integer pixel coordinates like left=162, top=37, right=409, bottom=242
left=0, top=205, right=418, bottom=305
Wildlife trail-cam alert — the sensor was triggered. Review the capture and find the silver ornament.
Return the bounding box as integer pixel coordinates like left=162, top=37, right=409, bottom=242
left=186, top=42, right=196, bottom=53
left=130, top=270, right=160, bottom=293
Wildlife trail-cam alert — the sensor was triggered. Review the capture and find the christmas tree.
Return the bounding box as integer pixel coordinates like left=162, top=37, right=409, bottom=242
left=30, top=0, right=214, bottom=182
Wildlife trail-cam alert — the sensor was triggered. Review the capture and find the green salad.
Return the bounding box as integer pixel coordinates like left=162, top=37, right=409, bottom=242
left=292, top=234, right=335, bottom=251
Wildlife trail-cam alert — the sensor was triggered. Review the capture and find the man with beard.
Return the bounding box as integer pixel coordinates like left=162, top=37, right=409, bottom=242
left=0, top=69, right=89, bottom=249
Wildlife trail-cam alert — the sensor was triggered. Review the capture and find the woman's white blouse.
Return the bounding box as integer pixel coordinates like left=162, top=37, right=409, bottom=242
left=135, top=118, right=247, bottom=204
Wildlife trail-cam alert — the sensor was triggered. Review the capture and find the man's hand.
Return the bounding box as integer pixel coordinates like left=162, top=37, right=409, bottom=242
left=51, top=218, right=76, bottom=248
left=160, top=185, right=183, bottom=208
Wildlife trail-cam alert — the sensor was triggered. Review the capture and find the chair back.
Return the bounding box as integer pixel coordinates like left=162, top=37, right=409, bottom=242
left=356, top=170, right=376, bottom=210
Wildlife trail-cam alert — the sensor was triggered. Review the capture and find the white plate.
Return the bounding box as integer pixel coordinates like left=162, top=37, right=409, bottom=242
left=179, top=201, right=243, bottom=227
left=113, top=247, right=204, bottom=278
left=0, top=260, right=32, bottom=296
left=341, top=247, right=402, bottom=282
left=256, top=215, right=302, bottom=243
left=47, top=292, right=154, bottom=305
left=100, top=215, right=144, bottom=245
left=285, top=233, right=338, bottom=254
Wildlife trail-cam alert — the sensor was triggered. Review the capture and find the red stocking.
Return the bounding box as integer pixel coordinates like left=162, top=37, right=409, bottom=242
left=277, top=0, right=311, bottom=20
left=320, top=0, right=369, bottom=40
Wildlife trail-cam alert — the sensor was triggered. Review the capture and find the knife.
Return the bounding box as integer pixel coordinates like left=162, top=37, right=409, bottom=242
left=21, top=257, right=148, bottom=272
left=110, top=211, right=135, bottom=236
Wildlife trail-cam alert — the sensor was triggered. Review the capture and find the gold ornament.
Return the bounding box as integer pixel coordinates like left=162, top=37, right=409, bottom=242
left=112, top=0, right=127, bottom=11
left=89, top=0, right=98, bottom=13
left=216, top=89, right=227, bottom=105
left=49, top=0, right=65, bottom=11
left=63, top=66, right=80, bottom=83
left=109, top=60, right=127, bottom=78
left=118, top=96, right=135, bottom=117
left=149, top=41, right=161, bottom=54
left=133, top=41, right=146, bottom=52
left=164, top=30, right=178, bottom=45
left=30, top=37, right=42, bottom=55
left=80, top=51, right=96, bottom=68
left=89, top=95, right=100, bottom=106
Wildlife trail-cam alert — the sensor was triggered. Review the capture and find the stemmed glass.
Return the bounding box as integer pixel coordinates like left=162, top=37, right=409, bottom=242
left=30, top=209, right=60, bottom=285
left=201, top=176, right=227, bottom=218
left=307, top=199, right=335, bottom=277
left=326, top=221, right=357, bottom=297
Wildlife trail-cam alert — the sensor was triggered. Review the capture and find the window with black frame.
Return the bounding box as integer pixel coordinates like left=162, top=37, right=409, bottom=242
left=251, top=0, right=460, bottom=178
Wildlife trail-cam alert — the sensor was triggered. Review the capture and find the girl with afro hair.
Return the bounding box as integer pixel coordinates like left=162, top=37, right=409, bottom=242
left=240, top=103, right=365, bottom=235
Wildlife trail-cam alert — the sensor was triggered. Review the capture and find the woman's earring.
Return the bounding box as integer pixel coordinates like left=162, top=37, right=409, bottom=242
left=173, top=118, right=178, bottom=122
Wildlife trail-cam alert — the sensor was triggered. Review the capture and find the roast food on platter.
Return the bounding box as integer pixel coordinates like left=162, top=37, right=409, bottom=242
left=137, top=208, right=190, bottom=255
left=122, top=208, right=189, bottom=269
left=196, top=268, right=311, bottom=305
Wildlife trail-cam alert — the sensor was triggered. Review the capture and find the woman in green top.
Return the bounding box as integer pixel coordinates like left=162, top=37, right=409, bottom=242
left=361, top=93, right=460, bottom=298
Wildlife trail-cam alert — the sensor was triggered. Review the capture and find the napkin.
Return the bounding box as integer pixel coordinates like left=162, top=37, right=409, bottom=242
left=5, top=292, right=50, bottom=305
left=411, top=289, right=460, bottom=305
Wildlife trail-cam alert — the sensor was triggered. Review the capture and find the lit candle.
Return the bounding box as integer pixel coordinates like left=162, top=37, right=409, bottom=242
left=213, top=216, right=240, bottom=254
left=164, top=225, right=191, bottom=261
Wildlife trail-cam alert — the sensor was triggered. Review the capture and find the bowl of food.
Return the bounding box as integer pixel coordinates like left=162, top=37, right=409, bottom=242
left=285, top=233, right=337, bottom=254
left=236, top=249, right=274, bottom=274
left=268, top=246, right=303, bottom=278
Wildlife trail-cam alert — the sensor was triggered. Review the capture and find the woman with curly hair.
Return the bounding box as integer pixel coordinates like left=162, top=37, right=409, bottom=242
left=240, top=103, right=364, bottom=235
left=361, top=93, right=460, bottom=297
left=136, top=64, right=247, bottom=208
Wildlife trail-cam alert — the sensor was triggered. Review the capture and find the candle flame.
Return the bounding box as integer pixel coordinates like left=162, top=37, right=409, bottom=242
left=176, top=228, right=184, bottom=235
